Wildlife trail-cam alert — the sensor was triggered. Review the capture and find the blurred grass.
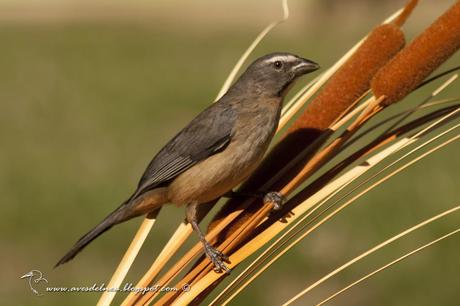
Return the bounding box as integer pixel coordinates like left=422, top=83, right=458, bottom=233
left=1, top=1, right=459, bottom=305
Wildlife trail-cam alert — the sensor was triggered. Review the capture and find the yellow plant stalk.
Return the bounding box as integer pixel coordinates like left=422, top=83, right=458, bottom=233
left=154, top=68, right=455, bottom=305
left=283, top=204, right=460, bottom=306
left=175, top=126, right=459, bottom=305
left=97, top=211, right=160, bottom=306
left=212, top=108, right=460, bottom=305
left=157, top=95, right=385, bottom=305
left=175, top=99, right=458, bottom=302
left=317, top=227, right=460, bottom=306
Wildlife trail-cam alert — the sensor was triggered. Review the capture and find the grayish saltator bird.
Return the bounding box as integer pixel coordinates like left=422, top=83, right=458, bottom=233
left=56, top=52, right=319, bottom=272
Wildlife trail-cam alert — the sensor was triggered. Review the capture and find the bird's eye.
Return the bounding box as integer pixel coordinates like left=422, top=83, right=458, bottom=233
left=273, top=61, right=283, bottom=70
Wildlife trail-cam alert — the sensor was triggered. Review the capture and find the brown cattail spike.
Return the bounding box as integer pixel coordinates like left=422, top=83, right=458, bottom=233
left=288, top=23, right=405, bottom=135
left=372, top=1, right=460, bottom=106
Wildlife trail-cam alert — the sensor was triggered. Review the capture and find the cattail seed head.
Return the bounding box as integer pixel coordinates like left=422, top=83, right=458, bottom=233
left=372, top=1, right=460, bottom=106
left=289, top=23, right=405, bottom=133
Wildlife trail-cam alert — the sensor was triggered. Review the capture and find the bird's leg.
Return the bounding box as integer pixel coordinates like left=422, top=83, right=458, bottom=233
left=186, top=202, right=230, bottom=273
left=224, top=190, right=285, bottom=211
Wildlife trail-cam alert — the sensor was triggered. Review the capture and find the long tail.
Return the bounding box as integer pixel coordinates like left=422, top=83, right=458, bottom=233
left=55, top=201, right=133, bottom=267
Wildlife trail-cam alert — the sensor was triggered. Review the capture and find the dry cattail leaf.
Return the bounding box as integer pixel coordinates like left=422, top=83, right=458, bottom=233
left=163, top=109, right=459, bottom=305
left=179, top=99, right=382, bottom=305
left=317, top=227, right=460, bottom=306
left=212, top=111, right=460, bottom=305
left=372, top=0, right=460, bottom=106
left=175, top=135, right=460, bottom=305
left=200, top=88, right=460, bottom=305
left=97, top=210, right=160, bottom=306
left=283, top=203, right=460, bottom=306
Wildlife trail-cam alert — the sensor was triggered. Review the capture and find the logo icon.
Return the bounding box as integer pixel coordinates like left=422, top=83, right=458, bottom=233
left=21, top=270, right=48, bottom=296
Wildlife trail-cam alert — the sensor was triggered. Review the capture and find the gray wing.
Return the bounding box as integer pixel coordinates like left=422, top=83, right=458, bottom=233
left=130, top=102, right=236, bottom=200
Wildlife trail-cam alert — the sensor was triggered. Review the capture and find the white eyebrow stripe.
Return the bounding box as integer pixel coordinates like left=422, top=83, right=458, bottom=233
left=263, top=55, right=297, bottom=64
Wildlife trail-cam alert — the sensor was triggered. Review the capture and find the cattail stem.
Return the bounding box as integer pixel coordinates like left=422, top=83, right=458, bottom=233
left=120, top=222, right=192, bottom=305
left=96, top=210, right=160, bottom=306
left=283, top=203, right=460, bottom=306
left=317, top=227, right=460, bottom=306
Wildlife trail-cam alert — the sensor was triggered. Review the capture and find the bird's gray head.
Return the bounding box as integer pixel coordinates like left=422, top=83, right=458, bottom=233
left=234, top=52, right=319, bottom=98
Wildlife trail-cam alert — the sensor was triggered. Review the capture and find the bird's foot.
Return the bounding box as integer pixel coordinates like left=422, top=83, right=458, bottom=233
left=204, top=242, right=230, bottom=273
left=263, top=191, right=285, bottom=211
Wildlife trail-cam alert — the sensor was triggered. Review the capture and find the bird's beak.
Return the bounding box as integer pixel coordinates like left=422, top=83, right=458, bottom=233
left=293, top=58, right=320, bottom=76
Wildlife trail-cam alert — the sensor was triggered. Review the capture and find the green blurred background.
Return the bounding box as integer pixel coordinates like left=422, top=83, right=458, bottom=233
left=1, top=0, right=459, bottom=305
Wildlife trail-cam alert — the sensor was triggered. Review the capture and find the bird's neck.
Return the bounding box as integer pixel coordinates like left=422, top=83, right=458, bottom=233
left=230, top=78, right=286, bottom=101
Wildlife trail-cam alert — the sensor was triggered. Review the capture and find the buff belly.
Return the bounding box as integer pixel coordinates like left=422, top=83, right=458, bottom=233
left=166, top=137, right=268, bottom=205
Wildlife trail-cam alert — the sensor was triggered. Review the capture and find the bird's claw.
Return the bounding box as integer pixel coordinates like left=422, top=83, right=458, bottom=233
left=204, top=243, right=230, bottom=273
left=263, top=191, right=285, bottom=211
